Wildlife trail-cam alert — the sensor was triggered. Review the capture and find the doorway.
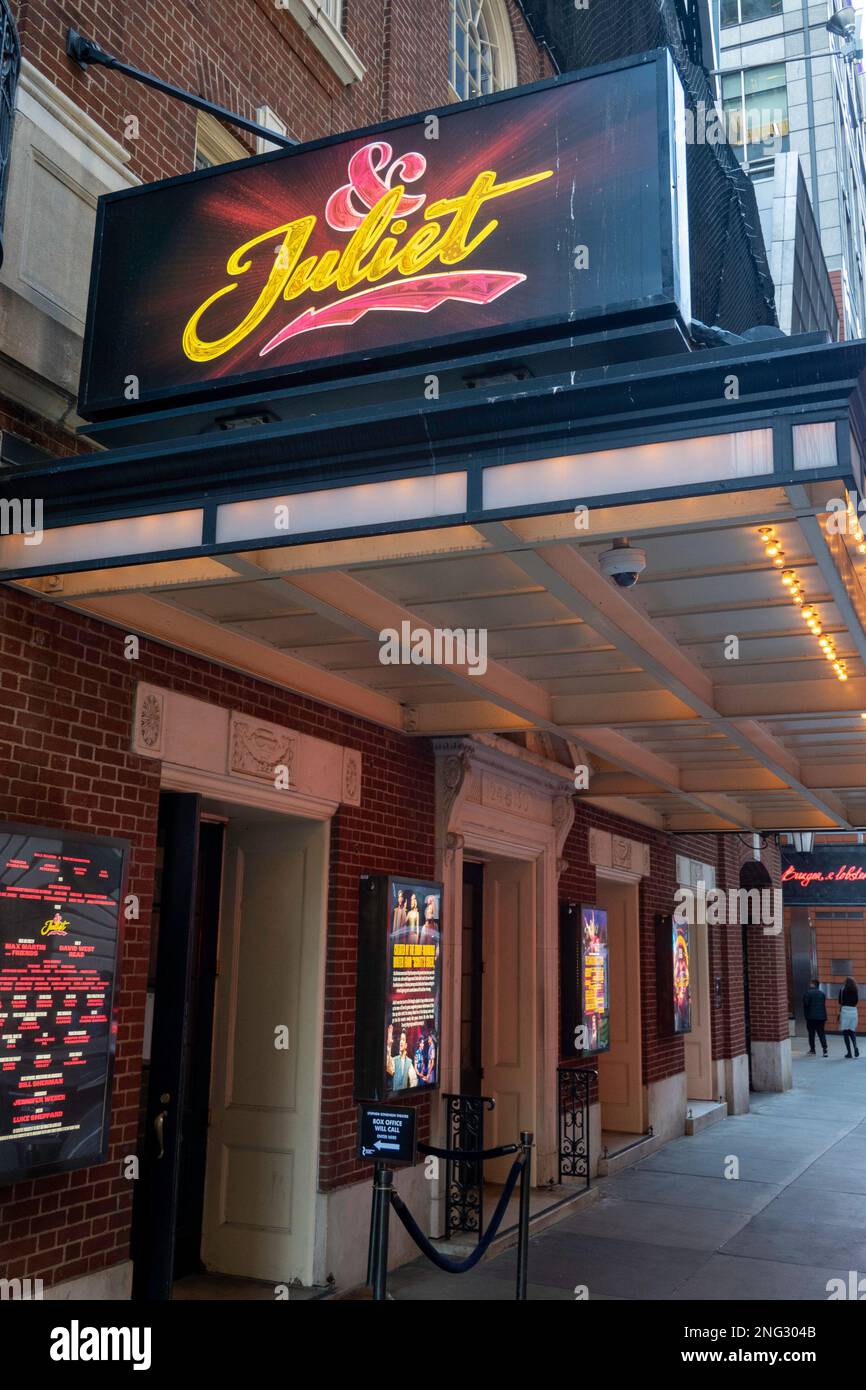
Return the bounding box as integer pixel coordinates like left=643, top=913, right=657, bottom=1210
left=684, top=918, right=714, bottom=1101
left=132, top=791, right=328, bottom=1299
left=595, top=876, right=644, bottom=1139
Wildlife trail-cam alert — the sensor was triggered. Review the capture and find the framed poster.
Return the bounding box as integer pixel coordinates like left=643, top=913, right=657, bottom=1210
left=354, top=873, right=442, bottom=1100
left=656, top=913, right=692, bottom=1035
left=0, top=823, right=128, bottom=1185
left=560, top=901, right=610, bottom=1058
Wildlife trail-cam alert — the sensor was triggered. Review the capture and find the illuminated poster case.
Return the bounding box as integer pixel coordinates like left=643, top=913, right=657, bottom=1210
left=560, top=901, right=610, bottom=1059
left=656, top=913, right=692, bottom=1035
left=354, top=873, right=443, bottom=1101
left=79, top=50, right=690, bottom=418
left=0, top=823, right=128, bottom=1185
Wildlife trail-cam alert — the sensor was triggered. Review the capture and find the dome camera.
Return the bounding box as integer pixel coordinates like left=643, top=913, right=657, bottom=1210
left=598, top=539, right=647, bottom=589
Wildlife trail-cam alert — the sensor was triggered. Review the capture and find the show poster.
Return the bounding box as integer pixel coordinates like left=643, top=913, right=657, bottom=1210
left=0, top=824, right=127, bottom=1185
left=385, top=879, right=441, bottom=1093
left=580, top=905, right=610, bottom=1055
left=672, top=920, right=691, bottom=1034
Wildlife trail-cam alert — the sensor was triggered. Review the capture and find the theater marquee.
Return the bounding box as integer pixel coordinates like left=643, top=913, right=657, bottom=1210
left=79, top=51, right=690, bottom=417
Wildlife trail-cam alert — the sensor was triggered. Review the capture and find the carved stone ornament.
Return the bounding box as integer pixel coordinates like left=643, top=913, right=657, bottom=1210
left=229, top=714, right=298, bottom=784
left=132, top=685, right=165, bottom=758
left=444, top=832, right=465, bottom=868
left=342, top=747, right=362, bottom=807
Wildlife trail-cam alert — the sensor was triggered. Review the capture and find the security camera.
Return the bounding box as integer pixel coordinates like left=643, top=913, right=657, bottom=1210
left=598, top=539, right=647, bottom=589
left=827, top=5, right=857, bottom=40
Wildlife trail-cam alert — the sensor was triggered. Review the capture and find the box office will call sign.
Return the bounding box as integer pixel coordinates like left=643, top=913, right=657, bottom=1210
left=79, top=52, right=690, bottom=417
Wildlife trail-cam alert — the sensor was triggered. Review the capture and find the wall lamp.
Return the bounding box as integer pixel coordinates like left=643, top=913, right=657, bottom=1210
left=65, top=28, right=296, bottom=151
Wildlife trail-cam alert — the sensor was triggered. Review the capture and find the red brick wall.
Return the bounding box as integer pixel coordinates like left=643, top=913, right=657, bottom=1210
left=12, top=0, right=555, bottom=187
left=0, top=584, right=436, bottom=1284
left=719, top=835, right=786, bottom=1045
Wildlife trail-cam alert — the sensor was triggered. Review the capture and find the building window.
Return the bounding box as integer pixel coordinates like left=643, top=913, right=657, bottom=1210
left=194, top=111, right=248, bottom=170
left=320, top=0, right=342, bottom=26
left=721, top=0, right=782, bottom=26
left=449, top=0, right=517, bottom=102
left=721, top=64, right=789, bottom=167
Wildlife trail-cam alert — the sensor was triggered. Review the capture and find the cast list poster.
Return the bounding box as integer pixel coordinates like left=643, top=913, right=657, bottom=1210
left=581, top=905, right=610, bottom=1054
left=385, top=879, right=441, bottom=1093
left=0, top=827, right=125, bottom=1183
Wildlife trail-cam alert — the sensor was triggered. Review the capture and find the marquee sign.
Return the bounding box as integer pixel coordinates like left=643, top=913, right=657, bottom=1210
left=0, top=824, right=127, bottom=1185
left=781, top=849, right=866, bottom=905
left=79, top=52, right=689, bottom=418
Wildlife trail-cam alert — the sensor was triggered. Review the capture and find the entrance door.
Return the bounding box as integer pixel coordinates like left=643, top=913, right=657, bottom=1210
left=596, top=877, right=644, bottom=1134
left=132, top=792, right=202, bottom=1301
left=460, top=861, right=484, bottom=1096
left=684, top=918, right=714, bottom=1101
left=481, top=858, right=536, bottom=1183
left=201, top=816, right=327, bottom=1286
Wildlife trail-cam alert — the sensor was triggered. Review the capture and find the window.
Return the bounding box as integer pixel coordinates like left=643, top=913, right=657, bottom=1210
left=194, top=111, right=248, bottom=170
left=721, top=64, right=789, bottom=167
left=450, top=0, right=517, bottom=102
left=721, top=0, right=782, bottom=26
left=320, top=0, right=342, bottom=26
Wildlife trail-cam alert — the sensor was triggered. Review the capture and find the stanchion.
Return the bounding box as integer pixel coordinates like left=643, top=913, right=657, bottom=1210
left=515, top=1131, right=534, bottom=1301
left=370, top=1164, right=393, bottom=1301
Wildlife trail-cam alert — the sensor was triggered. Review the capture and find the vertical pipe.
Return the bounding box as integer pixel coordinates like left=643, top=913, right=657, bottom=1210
left=371, top=1165, right=393, bottom=1302
left=515, top=1131, right=533, bottom=1301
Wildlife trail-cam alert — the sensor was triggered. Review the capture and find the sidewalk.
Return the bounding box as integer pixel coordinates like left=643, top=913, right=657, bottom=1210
left=386, top=1042, right=866, bottom=1300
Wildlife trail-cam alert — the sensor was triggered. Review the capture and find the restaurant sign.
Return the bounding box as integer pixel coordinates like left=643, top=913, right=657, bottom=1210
left=79, top=52, right=689, bottom=417
left=781, top=848, right=866, bottom=905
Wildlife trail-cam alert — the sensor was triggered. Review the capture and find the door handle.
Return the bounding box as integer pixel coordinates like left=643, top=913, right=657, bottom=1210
left=154, top=1092, right=171, bottom=1159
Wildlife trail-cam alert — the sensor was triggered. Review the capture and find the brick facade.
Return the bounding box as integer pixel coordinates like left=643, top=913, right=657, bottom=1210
left=0, top=584, right=437, bottom=1282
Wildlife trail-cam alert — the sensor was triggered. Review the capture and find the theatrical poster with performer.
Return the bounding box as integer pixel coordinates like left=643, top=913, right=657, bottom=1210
left=580, top=905, right=610, bottom=1054
left=385, top=879, right=441, bottom=1093
left=672, top=920, right=692, bottom=1034
left=0, top=823, right=127, bottom=1184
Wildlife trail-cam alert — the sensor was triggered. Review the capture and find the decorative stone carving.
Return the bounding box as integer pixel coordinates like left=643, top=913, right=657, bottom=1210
left=481, top=774, right=532, bottom=817
left=552, top=793, right=575, bottom=860
left=229, top=714, right=299, bottom=785
left=132, top=684, right=165, bottom=758
left=444, top=832, right=465, bottom=868
left=589, top=827, right=649, bottom=878
left=342, top=748, right=362, bottom=807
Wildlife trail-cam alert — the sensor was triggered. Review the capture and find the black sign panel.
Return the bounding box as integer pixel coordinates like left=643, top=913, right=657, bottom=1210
left=357, top=1103, right=417, bottom=1167
left=0, top=824, right=128, bottom=1185
left=79, top=52, right=689, bottom=418
left=782, top=848, right=866, bottom=905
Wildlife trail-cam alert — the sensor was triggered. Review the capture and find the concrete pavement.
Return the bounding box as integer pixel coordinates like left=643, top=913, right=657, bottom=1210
left=386, top=1042, right=866, bottom=1300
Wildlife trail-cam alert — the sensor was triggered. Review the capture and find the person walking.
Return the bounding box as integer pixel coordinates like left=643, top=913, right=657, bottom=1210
left=802, top=979, right=828, bottom=1056
left=839, top=976, right=860, bottom=1059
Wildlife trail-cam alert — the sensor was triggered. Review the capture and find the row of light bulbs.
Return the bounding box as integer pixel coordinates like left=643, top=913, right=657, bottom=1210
left=758, top=526, right=849, bottom=681
left=844, top=496, right=866, bottom=555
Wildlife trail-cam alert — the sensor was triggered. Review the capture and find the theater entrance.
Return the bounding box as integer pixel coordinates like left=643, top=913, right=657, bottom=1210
left=131, top=789, right=328, bottom=1299
left=595, top=875, right=645, bottom=1144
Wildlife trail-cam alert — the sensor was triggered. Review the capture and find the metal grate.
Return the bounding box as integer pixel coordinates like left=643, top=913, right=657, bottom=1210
left=517, top=0, right=777, bottom=334
left=0, top=0, right=20, bottom=267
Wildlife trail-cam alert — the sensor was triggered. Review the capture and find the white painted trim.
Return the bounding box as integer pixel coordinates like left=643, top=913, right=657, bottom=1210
left=159, top=762, right=339, bottom=821
left=278, top=0, right=366, bottom=84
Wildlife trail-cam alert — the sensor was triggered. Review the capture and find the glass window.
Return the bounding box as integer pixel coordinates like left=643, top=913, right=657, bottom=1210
left=721, top=65, right=789, bottom=165
left=450, top=0, right=514, bottom=101
left=721, top=0, right=782, bottom=25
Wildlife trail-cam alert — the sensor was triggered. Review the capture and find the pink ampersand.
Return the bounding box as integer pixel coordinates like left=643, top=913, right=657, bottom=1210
left=325, top=141, right=427, bottom=231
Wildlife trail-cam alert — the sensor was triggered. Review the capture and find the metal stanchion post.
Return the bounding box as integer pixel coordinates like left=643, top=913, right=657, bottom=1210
left=366, top=1176, right=378, bottom=1288
left=515, top=1131, right=533, bottom=1301
left=371, top=1164, right=394, bottom=1301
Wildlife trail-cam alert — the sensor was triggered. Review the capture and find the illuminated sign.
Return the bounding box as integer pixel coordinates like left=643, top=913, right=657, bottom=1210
left=80, top=53, right=689, bottom=418
left=0, top=824, right=127, bottom=1185
left=354, top=873, right=443, bottom=1101
left=656, top=913, right=692, bottom=1035
left=781, top=849, right=866, bottom=904
left=560, top=902, right=610, bottom=1058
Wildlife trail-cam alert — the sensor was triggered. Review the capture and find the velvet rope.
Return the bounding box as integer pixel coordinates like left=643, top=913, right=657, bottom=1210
left=389, top=1152, right=526, bottom=1274
left=416, top=1140, right=519, bottom=1163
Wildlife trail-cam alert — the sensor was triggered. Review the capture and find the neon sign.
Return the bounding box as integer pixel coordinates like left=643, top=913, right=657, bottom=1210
left=183, top=142, right=552, bottom=362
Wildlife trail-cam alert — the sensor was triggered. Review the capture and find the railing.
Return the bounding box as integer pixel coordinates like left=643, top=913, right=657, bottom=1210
left=558, top=1066, right=596, bottom=1188
left=442, top=1092, right=495, bottom=1240
left=0, top=0, right=20, bottom=267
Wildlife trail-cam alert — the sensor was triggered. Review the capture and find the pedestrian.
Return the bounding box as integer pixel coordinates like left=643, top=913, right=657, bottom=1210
left=839, top=976, right=860, bottom=1059
left=802, top=978, right=828, bottom=1056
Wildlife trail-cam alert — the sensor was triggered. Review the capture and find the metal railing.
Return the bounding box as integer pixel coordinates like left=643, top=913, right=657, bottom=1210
left=442, top=1092, right=495, bottom=1240
left=558, top=1066, right=596, bottom=1188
